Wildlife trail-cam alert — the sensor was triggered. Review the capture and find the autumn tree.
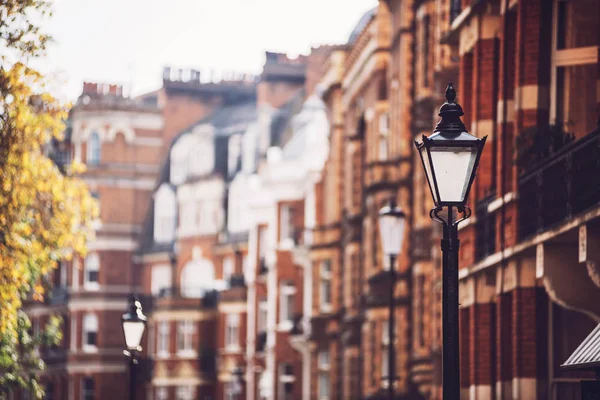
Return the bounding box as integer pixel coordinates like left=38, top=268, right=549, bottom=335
left=0, top=0, right=96, bottom=397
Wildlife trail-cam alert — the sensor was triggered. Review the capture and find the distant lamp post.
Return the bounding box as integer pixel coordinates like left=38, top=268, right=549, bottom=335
left=378, top=198, right=406, bottom=400
left=231, top=366, right=244, bottom=400
left=414, top=83, right=486, bottom=400
left=122, top=295, right=147, bottom=400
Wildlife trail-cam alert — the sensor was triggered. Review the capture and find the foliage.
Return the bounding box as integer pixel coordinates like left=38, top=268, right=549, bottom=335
left=515, top=122, right=575, bottom=173
left=0, top=0, right=96, bottom=397
left=0, top=312, right=62, bottom=398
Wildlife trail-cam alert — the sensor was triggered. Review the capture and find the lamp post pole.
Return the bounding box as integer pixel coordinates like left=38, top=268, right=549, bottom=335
left=441, top=206, right=460, bottom=400
left=414, top=83, right=486, bottom=400
left=129, top=353, right=137, bottom=400
left=378, top=199, right=406, bottom=400
left=388, top=253, right=397, bottom=400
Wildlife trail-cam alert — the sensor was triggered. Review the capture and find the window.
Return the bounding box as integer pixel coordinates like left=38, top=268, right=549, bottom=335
left=82, top=314, right=98, bottom=352
left=87, top=132, right=101, bottom=166
left=156, top=387, right=168, bottom=400
left=225, top=314, right=240, bottom=350
left=224, top=381, right=238, bottom=400
left=175, top=386, right=193, bottom=400
left=279, top=204, right=293, bottom=243
left=320, top=260, right=332, bottom=311
left=81, top=378, right=94, bottom=400
left=59, top=260, right=68, bottom=288
left=72, top=257, right=79, bottom=290
left=45, top=382, right=55, bottom=400
left=83, top=254, right=99, bottom=291
left=154, top=184, right=177, bottom=243
left=551, top=0, right=599, bottom=137
left=318, top=350, right=330, bottom=400
left=228, top=133, right=243, bottom=177
left=223, top=256, right=234, bottom=283
left=176, top=320, right=194, bottom=356
left=170, top=137, right=190, bottom=185
left=279, top=363, right=295, bottom=400
left=180, top=259, right=215, bottom=298
left=257, top=300, right=268, bottom=333
left=151, top=265, right=172, bottom=296
left=157, top=321, right=169, bottom=357
left=378, top=113, right=389, bottom=161
left=279, top=283, right=296, bottom=328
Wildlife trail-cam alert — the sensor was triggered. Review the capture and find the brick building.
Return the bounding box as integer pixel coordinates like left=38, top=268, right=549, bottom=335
left=22, top=1, right=600, bottom=399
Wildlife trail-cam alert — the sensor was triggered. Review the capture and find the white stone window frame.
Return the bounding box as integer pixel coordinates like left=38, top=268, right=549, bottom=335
left=82, top=313, right=98, bottom=353
left=176, top=320, right=196, bottom=358
left=83, top=253, right=100, bottom=291
left=278, top=282, right=296, bottom=331
left=317, top=349, right=331, bottom=400
left=225, top=313, right=241, bottom=352
left=319, top=260, right=333, bottom=313
left=157, top=321, right=170, bottom=358
left=153, top=184, right=177, bottom=244
left=378, top=112, right=390, bottom=161
left=549, top=0, right=599, bottom=125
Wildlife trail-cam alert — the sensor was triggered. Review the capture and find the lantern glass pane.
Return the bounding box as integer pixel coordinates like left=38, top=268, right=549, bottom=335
left=429, top=146, right=478, bottom=203
left=419, top=145, right=438, bottom=203
left=378, top=214, right=406, bottom=256
left=123, top=320, right=145, bottom=349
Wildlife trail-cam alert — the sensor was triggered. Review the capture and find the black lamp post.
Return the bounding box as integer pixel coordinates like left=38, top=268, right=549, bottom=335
left=378, top=198, right=406, bottom=400
left=232, top=366, right=244, bottom=400
left=414, top=83, right=486, bottom=400
left=122, top=294, right=147, bottom=400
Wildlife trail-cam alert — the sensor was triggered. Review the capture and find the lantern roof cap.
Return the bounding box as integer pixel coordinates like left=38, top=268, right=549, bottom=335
left=433, top=83, right=470, bottom=139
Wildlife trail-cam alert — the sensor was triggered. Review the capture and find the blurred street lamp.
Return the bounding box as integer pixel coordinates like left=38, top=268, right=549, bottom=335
left=232, top=366, right=244, bottom=400
left=414, top=83, right=486, bottom=400
left=122, top=295, right=147, bottom=400
left=378, top=198, right=406, bottom=400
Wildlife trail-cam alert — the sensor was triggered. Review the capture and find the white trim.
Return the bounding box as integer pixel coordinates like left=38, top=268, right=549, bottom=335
left=135, top=136, right=164, bottom=147
left=106, top=124, right=135, bottom=143
left=487, top=191, right=518, bottom=213
left=66, top=363, right=127, bottom=374
left=152, top=377, right=206, bottom=386
left=68, top=299, right=128, bottom=312
left=82, top=176, right=156, bottom=190
left=87, top=237, right=138, bottom=251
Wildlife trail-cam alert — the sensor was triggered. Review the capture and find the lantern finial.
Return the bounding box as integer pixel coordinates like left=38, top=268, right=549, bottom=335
left=445, top=83, right=457, bottom=102
left=434, top=82, right=467, bottom=137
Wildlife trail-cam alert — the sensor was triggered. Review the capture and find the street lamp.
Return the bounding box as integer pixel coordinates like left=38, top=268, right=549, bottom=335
left=414, top=83, right=486, bottom=400
left=378, top=198, right=406, bottom=400
left=231, top=366, right=244, bottom=400
left=122, top=294, right=147, bottom=400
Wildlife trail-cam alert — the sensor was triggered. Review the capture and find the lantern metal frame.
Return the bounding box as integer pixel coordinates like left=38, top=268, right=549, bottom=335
left=414, top=82, right=487, bottom=217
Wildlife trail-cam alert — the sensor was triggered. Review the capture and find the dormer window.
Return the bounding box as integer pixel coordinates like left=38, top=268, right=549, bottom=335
left=87, top=132, right=101, bottom=166
left=154, top=184, right=176, bottom=243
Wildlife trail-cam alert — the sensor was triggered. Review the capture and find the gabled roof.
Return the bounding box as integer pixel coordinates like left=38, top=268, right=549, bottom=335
left=562, top=323, right=600, bottom=371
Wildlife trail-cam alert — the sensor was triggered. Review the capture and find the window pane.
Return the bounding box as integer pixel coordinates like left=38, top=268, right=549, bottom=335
left=556, top=64, right=598, bottom=138
left=557, top=0, right=600, bottom=49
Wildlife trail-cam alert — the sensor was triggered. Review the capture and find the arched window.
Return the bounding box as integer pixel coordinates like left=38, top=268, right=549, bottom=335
left=87, top=132, right=101, bottom=166
left=180, top=259, right=215, bottom=298
left=154, top=184, right=177, bottom=243
left=82, top=313, right=98, bottom=352
left=84, top=253, right=100, bottom=290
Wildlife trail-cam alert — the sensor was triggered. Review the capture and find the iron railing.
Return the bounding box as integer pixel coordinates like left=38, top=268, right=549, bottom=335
left=518, top=128, right=600, bottom=239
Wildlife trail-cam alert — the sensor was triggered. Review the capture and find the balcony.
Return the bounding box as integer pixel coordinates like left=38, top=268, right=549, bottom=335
left=45, top=286, right=69, bottom=306
left=154, top=287, right=218, bottom=310
left=518, top=128, right=600, bottom=239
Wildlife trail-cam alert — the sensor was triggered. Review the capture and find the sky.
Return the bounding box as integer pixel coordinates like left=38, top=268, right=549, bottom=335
left=39, top=0, right=378, bottom=101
